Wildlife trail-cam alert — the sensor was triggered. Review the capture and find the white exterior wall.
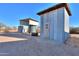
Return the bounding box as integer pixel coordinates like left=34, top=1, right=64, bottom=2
left=40, top=7, right=69, bottom=43
left=19, top=20, right=38, bottom=33
left=23, top=25, right=29, bottom=33
left=29, top=20, right=38, bottom=25
left=64, top=8, right=69, bottom=40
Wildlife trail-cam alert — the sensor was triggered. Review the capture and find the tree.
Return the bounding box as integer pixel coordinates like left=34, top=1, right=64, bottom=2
left=0, top=22, right=5, bottom=32
left=70, top=26, right=79, bottom=34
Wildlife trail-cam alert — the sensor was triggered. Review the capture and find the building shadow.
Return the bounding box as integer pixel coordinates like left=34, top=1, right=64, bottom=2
left=0, top=32, right=39, bottom=40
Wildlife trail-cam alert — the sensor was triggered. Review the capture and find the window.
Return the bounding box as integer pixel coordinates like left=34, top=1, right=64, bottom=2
left=45, top=24, right=48, bottom=29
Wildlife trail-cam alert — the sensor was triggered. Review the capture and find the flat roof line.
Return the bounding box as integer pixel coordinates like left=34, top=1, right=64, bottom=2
left=20, top=18, right=39, bottom=22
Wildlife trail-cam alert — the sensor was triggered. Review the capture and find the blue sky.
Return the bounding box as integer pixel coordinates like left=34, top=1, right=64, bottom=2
left=0, top=3, right=79, bottom=27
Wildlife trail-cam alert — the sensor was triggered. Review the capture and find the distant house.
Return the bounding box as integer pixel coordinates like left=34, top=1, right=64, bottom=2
left=37, top=3, right=71, bottom=43
left=18, top=18, right=39, bottom=34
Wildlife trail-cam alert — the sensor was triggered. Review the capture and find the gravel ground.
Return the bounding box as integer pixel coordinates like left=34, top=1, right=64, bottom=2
left=0, top=33, right=79, bottom=56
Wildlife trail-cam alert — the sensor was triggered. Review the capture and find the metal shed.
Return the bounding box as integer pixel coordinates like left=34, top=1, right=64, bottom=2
left=37, top=3, right=71, bottom=43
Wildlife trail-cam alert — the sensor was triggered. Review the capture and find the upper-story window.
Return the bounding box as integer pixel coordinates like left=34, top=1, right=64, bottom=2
left=20, top=21, right=28, bottom=25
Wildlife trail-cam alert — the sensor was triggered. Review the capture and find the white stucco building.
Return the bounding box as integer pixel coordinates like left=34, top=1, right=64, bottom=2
left=18, top=18, right=39, bottom=34
left=37, top=3, right=71, bottom=43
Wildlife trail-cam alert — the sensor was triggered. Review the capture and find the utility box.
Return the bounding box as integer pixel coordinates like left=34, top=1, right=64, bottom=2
left=37, top=3, right=71, bottom=43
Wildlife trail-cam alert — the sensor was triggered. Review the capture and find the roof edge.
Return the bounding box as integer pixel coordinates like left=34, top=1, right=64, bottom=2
left=37, top=3, right=71, bottom=16
left=20, top=18, right=39, bottom=22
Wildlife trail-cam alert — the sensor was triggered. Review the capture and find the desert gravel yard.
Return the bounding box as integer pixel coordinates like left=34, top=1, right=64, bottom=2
left=0, top=33, right=79, bottom=56
left=0, top=33, right=30, bottom=42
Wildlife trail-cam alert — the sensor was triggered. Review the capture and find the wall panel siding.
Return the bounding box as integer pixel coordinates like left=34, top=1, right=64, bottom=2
left=40, top=7, right=69, bottom=43
left=57, top=7, right=64, bottom=42
left=48, top=7, right=64, bottom=42
left=43, top=13, right=50, bottom=39
left=48, top=11, right=54, bottom=40
left=53, top=10, right=58, bottom=41
left=40, top=15, right=44, bottom=39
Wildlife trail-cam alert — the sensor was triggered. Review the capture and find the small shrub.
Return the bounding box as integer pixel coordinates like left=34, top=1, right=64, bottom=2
left=70, top=29, right=79, bottom=34
left=4, top=29, right=9, bottom=33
